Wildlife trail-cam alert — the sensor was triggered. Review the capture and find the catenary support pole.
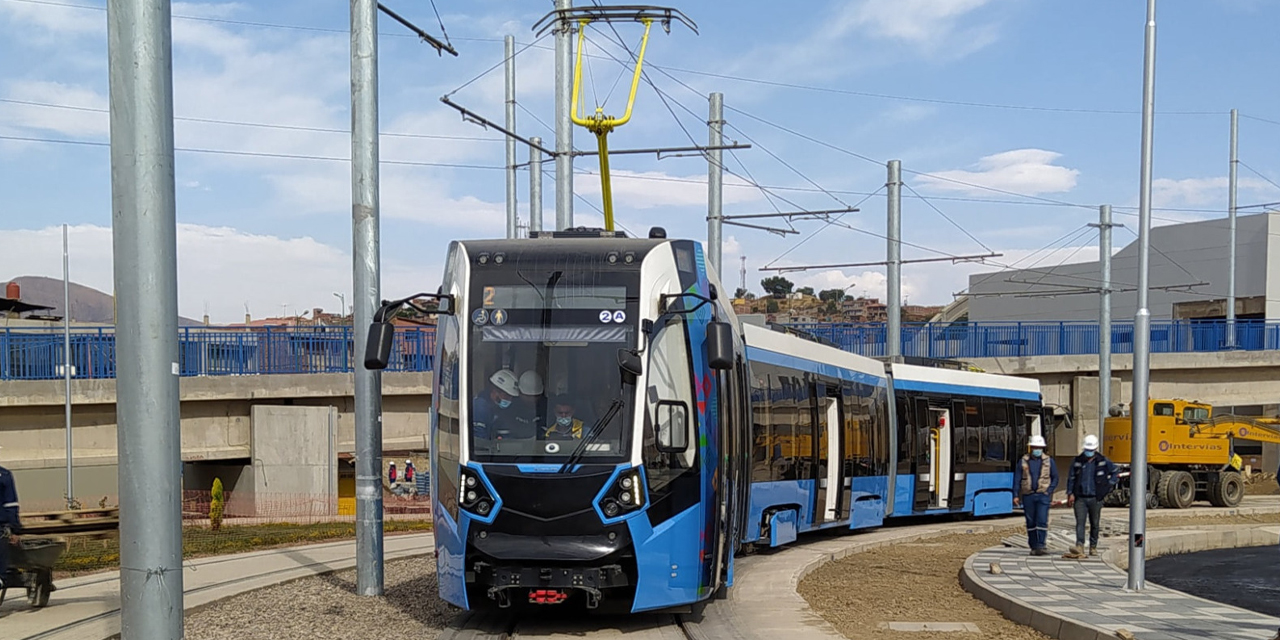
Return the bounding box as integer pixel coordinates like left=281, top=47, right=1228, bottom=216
left=1128, top=0, right=1157, bottom=592
left=505, top=35, right=518, bottom=238
left=530, top=136, right=543, bottom=233
left=63, top=223, right=73, bottom=508
left=1098, top=205, right=1113, bottom=439
left=886, top=159, right=902, bottom=359
left=106, top=0, right=183, bottom=636
left=707, top=92, right=724, bottom=279
left=554, top=0, right=574, bottom=230
left=351, top=0, right=384, bottom=596
left=1227, top=108, right=1238, bottom=347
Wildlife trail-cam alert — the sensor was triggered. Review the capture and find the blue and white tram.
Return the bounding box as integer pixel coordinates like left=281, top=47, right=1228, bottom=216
left=365, top=228, right=1046, bottom=614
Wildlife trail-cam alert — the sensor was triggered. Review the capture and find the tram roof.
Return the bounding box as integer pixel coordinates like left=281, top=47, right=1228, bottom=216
left=742, top=322, right=887, bottom=384
left=891, top=361, right=1040, bottom=401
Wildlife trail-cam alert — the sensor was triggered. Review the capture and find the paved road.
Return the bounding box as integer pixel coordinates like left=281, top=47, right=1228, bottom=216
left=1148, top=545, right=1280, bottom=618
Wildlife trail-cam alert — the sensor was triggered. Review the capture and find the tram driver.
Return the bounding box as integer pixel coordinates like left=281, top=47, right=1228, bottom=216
left=472, top=369, right=520, bottom=440
left=543, top=396, right=585, bottom=439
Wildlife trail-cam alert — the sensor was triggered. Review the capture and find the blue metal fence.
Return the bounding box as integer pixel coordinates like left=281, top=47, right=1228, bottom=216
left=0, top=326, right=436, bottom=381
left=6, top=320, right=1278, bottom=381
left=788, top=319, right=1280, bottom=360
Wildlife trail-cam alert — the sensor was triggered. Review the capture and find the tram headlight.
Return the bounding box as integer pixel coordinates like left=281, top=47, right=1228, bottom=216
left=598, top=468, right=645, bottom=520
left=459, top=468, right=498, bottom=518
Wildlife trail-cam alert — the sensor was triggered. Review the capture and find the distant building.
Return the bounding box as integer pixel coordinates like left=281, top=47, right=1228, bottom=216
left=968, top=212, right=1279, bottom=322
left=840, top=296, right=888, bottom=322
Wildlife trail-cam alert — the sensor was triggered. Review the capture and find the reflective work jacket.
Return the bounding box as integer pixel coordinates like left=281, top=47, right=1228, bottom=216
left=1067, top=453, right=1117, bottom=498
left=0, top=465, right=20, bottom=531
left=1017, top=455, right=1057, bottom=496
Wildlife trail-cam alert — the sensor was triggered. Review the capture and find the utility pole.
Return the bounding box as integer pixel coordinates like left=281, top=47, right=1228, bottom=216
left=505, top=35, right=518, bottom=239
left=1128, top=0, right=1157, bottom=592
left=886, top=159, right=902, bottom=359
left=107, top=0, right=183, bottom=636
left=740, top=255, right=747, bottom=294
left=1227, top=108, right=1238, bottom=348
left=707, top=92, right=724, bottom=279
left=530, top=136, right=543, bottom=233
left=554, top=0, right=574, bottom=230
left=1090, top=205, right=1121, bottom=439
left=351, top=0, right=384, bottom=596
left=63, top=223, right=73, bottom=508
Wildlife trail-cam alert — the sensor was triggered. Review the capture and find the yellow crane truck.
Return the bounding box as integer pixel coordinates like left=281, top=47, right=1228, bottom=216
left=1101, top=398, right=1280, bottom=509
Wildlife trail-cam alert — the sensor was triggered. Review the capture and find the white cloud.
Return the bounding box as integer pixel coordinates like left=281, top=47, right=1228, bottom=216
left=838, top=0, right=997, bottom=49
left=0, top=224, right=434, bottom=324
left=0, top=81, right=108, bottom=138
left=0, top=0, right=102, bottom=36
left=918, top=149, right=1080, bottom=196
left=1153, top=176, right=1279, bottom=208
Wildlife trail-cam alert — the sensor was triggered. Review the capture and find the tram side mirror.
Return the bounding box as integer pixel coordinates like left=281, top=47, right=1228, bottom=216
left=364, top=321, right=395, bottom=370
left=706, top=321, right=733, bottom=370
left=618, top=349, right=642, bottom=384
left=656, top=400, right=689, bottom=453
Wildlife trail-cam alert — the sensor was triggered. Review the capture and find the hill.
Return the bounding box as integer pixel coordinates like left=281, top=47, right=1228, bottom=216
left=5, top=275, right=201, bottom=326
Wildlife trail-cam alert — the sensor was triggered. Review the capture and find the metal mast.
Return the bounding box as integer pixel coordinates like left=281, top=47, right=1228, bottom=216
left=554, top=0, right=574, bottom=229
left=1093, top=205, right=1118, bottom=436
left=63, top=223, right=73, bottom=508
left=106, top=0, right=184, bottom=635
left=1227, top=108, right=1238, bottom=347
left=530, top=136, right=544, bottom=234
left=886, top=160, right=902, bottom=359
left=707, top=92, right=724, bottom=279
left=505, top=35, right=518, bottom=239
left=351, top=0, right=384, bottom=595
left=1128, top=0, right=1158, bottom=592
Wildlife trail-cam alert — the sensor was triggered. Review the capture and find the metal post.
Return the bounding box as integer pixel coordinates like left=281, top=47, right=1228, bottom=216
left=351, top=0, right=384, bottom=596
left=1227, top=108, right=1238, bottom=348
left=886, top=160, right=902, bottom=359
left=554, top=0, right=573, bottom=230
left=106, top=0, right=183, bottom=636
left=1128, top=0, right=1157, bottom=592
left=1098, top=205, right=1113, bottom=437
left=707, top=92, right=724, bottom=279
left=63, top=223, right=73, bottom=507
left=505, top=35, right=518, bottom=239
left=530, top=136, right=543, bottom=233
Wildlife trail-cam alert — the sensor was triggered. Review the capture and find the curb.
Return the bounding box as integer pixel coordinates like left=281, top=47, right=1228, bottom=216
left=961, top=525, right=1280, bottom=640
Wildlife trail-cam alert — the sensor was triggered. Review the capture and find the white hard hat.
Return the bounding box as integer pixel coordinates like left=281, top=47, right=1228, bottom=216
left=1083, top=434, right=1099, bottom=451
left=489, top=369, right=520, bottom=396
left=405, top=459, right=412, bottom=464
left=518, top=370, right=544, bottom=396
left=1028, top=435, right=1047, bottom=448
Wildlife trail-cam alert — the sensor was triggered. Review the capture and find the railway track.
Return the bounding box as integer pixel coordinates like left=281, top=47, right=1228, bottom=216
left=436, top=604, right=743, bottom=640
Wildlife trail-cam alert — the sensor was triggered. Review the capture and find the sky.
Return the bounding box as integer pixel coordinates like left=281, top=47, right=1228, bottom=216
left=2, top=0, right=1279, bottom=323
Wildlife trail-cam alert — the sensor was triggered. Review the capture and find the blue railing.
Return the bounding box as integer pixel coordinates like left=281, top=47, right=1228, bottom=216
left=0, top=326, right=436, bottom=381
left=788, top=319, right=1280, bottom=360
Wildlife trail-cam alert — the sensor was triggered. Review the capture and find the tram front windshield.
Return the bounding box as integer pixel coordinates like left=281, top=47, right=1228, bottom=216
left=467, top=269, right=637, bottom=463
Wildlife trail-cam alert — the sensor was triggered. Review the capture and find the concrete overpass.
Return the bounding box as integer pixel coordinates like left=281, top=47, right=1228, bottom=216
left=971, top=350, right=1280, bottom=472
left=0, top=372, right=432, bottom=508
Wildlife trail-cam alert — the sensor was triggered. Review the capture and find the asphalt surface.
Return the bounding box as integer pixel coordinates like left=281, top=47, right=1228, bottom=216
left=1146, top=544, right=1280, bottom=618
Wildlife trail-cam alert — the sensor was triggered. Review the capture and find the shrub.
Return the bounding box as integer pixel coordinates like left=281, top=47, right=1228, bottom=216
left=210, top=478, right=225, bottom=531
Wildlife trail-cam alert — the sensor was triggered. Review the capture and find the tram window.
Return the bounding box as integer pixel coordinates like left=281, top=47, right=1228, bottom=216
left=895, top=392, right=913, bottom=474
left=435, top=315, right=461, bottom=518
left=751, top=376, right=772, bottom=482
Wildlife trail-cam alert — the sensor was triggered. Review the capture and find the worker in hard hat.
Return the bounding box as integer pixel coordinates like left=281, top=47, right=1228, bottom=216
left=1067, top=434, right=1117, bottom=557
left=472, top=369, right=520, bottom=440
left=0, top=445, right=21, bottom=590
left=511, top=370, right=546, bottom=439
left=1013, top=435, right=1058, bottom=556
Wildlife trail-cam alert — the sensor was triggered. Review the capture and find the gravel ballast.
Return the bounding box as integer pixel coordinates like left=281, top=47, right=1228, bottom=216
left=185, top=555, right=453, bottom=640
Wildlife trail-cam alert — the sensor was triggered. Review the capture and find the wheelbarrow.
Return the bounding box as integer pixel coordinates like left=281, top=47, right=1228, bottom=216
left=0, top=536, right=66, bottom=609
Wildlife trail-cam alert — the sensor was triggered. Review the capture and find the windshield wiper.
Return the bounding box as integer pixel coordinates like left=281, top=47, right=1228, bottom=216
left=557, top=397, right=624, bottom=474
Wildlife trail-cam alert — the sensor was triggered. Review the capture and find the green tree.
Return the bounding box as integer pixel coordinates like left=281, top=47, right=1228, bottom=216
left=796, top=286, right=815, bottom=297
left=733, top=287, right=750, bottom=299
left=825, top=300, right=839, bottom=314
left=819, top=288, right=845, bottom=303
left=760, top=276, right=794, bottom=297
left=765, top=299, right=780, bottom=313
left=210, top=477, right=225, bottom=531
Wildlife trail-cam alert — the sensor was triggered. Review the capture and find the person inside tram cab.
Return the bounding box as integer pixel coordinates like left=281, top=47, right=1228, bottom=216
left=472, top=369, right=520, bottom=440
left=511, top=370, right=545, bottom=439
left=544, top=396, right=585, bottom=439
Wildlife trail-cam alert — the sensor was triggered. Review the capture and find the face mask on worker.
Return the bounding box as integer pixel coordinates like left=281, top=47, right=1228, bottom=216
left=1084, top=450, right=1096, bottom=457
left=1031, top=449, right=1044, bottom=458
left=497, top=398, right=512, bottom=409
left=557, top=416, right=573, bottom=427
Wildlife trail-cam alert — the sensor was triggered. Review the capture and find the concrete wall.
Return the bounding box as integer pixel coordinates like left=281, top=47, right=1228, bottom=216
left=968, top=212, right=1273, bottom=321
left=0, top=371, right=431, bottom=504
left=250, top=405, right=337, bottom=516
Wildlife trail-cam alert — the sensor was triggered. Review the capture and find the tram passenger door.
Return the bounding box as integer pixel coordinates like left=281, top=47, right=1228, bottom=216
left=822, top=386, right=842, bottom=521
left=812, top=384, right=839, bottom=525
left=949, top=400, right=968, bottom=511
left=918, top=404, right=953, bottom=510
left=912, top=398, right=932, bottom=512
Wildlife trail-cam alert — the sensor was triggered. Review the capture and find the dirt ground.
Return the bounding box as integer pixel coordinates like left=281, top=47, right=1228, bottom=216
left=800, top=512, right=1280, bottom=640
left=185, top=556, right=454, bottom=640
left=798, top=528, right=1048, bottom=640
